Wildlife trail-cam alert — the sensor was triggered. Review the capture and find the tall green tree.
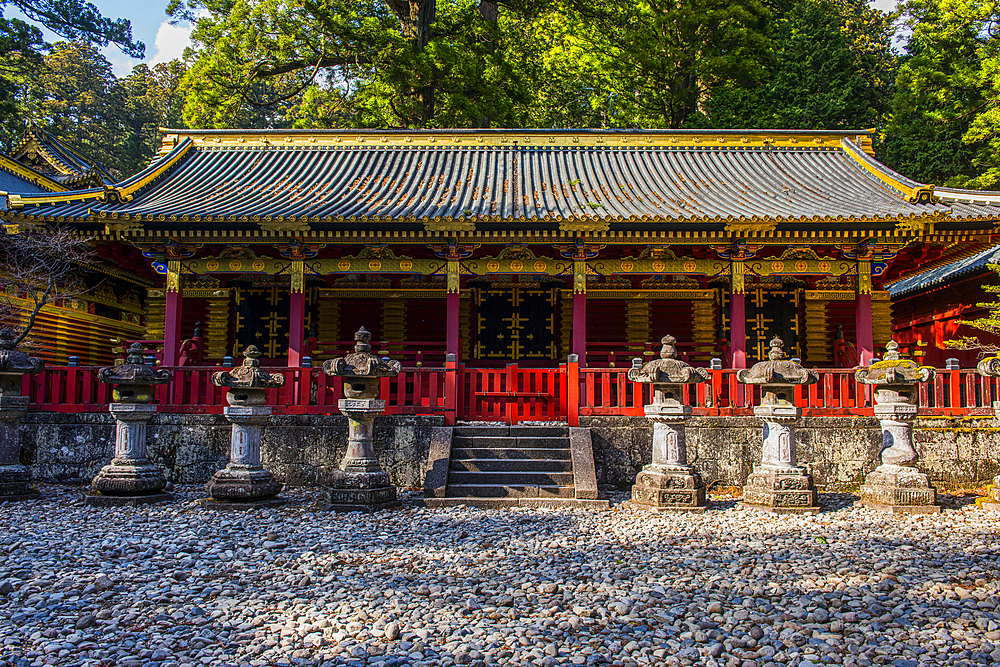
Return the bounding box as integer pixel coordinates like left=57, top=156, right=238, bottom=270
left=0, top=0, right=143, bottom=139
left=562, top=0, right=773, bottom=129
left=701, top=0, right=894, bottom=130
left=31, top=41, right=119, bottom=168
left=112, top=61, right=188, bottom=175
left=880, top=0, right=995, bottom=188
left=171, top=0, right=537, bottom=128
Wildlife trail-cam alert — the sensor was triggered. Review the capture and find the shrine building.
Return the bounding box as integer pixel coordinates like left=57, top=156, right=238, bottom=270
left=3, top=128, right=1000, bottom=371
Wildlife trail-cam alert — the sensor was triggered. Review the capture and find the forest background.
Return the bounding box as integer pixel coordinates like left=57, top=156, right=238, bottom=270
left=1, top=0, right=999, bottom=191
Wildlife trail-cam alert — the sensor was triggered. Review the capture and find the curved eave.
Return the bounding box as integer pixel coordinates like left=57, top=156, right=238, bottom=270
left=0, top=154, right=69, bottom=193
left=2, top=139, right=194, bottom=219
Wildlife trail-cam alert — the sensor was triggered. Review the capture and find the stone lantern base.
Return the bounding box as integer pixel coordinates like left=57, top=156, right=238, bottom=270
left=199, top=467, right=286, bottom=510
left=860, top=464, right=940, bottom=514
left=318, top=469, right=401, bottom=512
left=742, top=465, right=820, bottom=515
left=631, top=465, right=706, bottom=512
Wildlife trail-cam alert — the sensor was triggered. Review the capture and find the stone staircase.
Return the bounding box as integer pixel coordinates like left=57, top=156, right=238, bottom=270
left=423, top=425, right=609, bottom=509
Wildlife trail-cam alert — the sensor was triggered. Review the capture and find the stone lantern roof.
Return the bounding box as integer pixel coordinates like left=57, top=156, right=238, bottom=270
left=98, top=343, right=172, bottom=386
left=856, top=341, right=935, bottom=385
left=0, top=328, right=43, bottom=377
left=323, top=327, right=402, bottom=378
left=627, top=335, right=707, bottom=385
left=736, top=337, right=818, bottom=387
left=212, top=345, right=285, bottom=389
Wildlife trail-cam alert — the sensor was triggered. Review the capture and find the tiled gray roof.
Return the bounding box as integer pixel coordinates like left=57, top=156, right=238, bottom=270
left=890, top=245, right=1000, bottom=297
left=6, top=131, right=1000, bottom=229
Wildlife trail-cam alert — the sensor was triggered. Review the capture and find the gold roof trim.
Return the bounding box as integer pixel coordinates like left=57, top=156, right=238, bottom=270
left=158, top=128, right=867, bottom=151
left=0, top=154, right=69, bottom=193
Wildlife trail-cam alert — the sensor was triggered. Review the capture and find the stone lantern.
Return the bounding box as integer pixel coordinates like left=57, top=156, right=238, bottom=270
left=87, top=343, right=173, bottom=506
left=320, top=327, right=402, bottom=511
left=627, top=334, right=709, bottom=511
left=856, top=340, right=940, bottom=514
left=737, top=336, right=820, bottom=514
left=0, top=328, right=43, bottom=501
left=203, top=345, right=285, bottom=509
left=976, top=355, right=1000, bottom=510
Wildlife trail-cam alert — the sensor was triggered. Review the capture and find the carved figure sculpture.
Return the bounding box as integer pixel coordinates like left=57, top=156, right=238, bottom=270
left=87, top=343, right=173, bottom=506
left=203, top=345, right=286, bottom=508
left=319, top=327, right=403, bottom=511
left=0, top=328, right=43, bottom=501
left=737, top=337, right=821, bottom=514
left=856, top=341, right=940, bottom=513
left=627, top=335, right=709, bottom=511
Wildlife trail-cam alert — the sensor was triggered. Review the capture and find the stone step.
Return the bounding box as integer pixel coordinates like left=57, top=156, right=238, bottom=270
left=509, top=426, right=569, bottom=437
left=453, top=425, right=570, bottom=438
left=447, top=471, right=575, bottom=486
left=445, top=484, right=576, bottom=499
left=450, top=448, right=572, bottom=461
left=451, top=436, right=570, bottom=449
left=453, top=426, right=511, bottom=438
left=449, top=458, right=572, bottom=473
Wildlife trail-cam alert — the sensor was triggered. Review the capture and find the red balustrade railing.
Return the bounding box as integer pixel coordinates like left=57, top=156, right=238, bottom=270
left=309, top=340, right=448, bottom=367
left=23, top=363, right=999, bottom=424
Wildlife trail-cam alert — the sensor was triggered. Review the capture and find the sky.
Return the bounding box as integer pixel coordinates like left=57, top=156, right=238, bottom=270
left=14, top=0, right=902, bottom=78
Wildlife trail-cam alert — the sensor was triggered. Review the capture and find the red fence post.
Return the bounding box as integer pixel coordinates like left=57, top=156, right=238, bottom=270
left=444, top=354, right=457, bottom=426
left=567, top=355, right=580, bottom=427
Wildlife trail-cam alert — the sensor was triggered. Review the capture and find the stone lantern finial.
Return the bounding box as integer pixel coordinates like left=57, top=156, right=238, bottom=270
left=659, top=335, right=676, bottom=359
left=855, top=339, right=940, bottom=513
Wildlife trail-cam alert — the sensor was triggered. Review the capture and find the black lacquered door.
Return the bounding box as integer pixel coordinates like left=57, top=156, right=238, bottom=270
left=475, top=287, right=557, bottom=360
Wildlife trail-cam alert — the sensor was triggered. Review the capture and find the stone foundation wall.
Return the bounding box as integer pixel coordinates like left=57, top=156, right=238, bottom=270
left=583, top=414, right=1000, bottom=492
left=18, top=412, right=1000, bottom=492
left=19, top=413, right=444, bottom=489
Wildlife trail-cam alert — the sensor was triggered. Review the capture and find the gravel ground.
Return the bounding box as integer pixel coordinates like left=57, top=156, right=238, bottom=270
left=1, top=485, right=998, bottom=667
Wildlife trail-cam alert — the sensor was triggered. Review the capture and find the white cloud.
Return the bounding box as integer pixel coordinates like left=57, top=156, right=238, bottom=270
left=148, top=20, right=193, bottom=66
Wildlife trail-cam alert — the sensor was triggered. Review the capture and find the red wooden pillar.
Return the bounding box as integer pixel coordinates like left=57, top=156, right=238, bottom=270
left=856, top=260, right=874, bottom=366
left=447, top=259, right=461, bottom=360
left=567, top=354, right=580, bottom=427
left=730, top=260, right=747, bottom=369
left=572, top=259, right=587, bottom=367
left=287, top=260, right=305, bottom=366
left=444, top=354, right=457, bottom=426
left=163, top=260, right=183, bottom=367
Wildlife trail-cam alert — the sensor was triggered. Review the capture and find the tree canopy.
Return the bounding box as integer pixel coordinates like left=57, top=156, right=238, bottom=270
left=11, top=0, right=1000, bottom=192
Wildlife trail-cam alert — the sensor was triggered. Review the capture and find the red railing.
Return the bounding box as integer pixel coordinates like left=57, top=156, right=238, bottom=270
left=24, top=363, right=999, bottom=424
left=586, top=341, right=710, bottom=367
left=24, top=365, right=451, bottom=418
left=457, top=364, right=567, bottom=424
left=309, top=340, right=448, bottom=367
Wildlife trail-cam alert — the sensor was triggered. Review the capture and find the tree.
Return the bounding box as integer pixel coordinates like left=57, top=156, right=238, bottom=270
left=171, top=0, right=538, bottom=128
left=879, top=0, right=993, bottom=187
left=701, top=0, right=894, bottom=130
left=0, top=0, right=143, bottom=135
left=564, top=0, right=773, bottom=129
left=31, top=41, right=118, bottom=168
left=0, top=226, right=93, bottom=348
left=112, top=61, right=189, bottom=175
